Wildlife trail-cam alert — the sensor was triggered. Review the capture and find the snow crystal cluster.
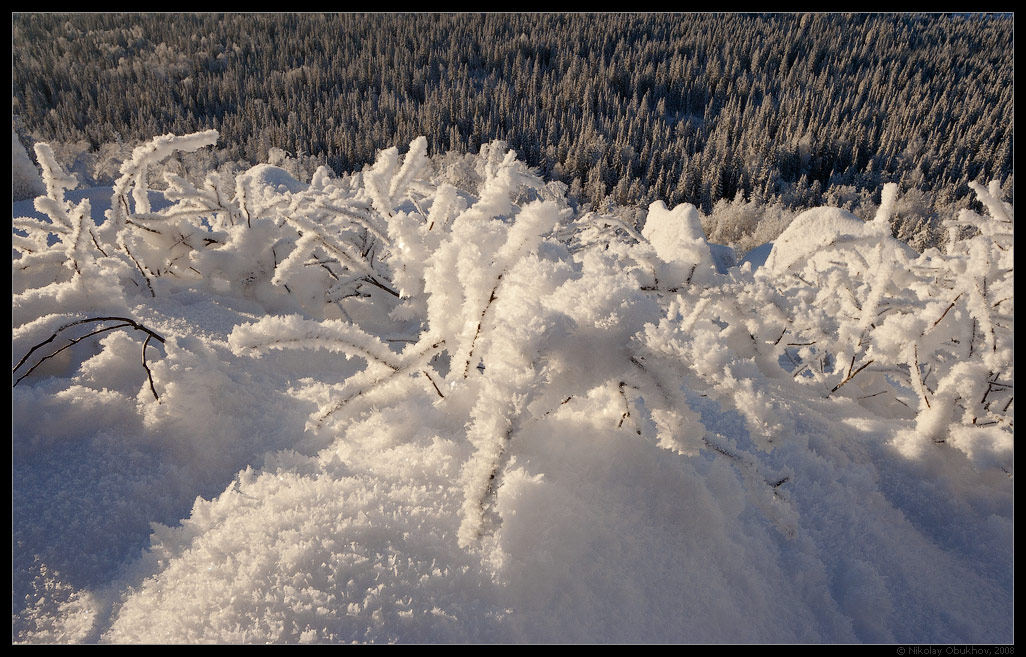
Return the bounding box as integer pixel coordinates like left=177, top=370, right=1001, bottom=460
left=13, top=132, right=1013, bottom=644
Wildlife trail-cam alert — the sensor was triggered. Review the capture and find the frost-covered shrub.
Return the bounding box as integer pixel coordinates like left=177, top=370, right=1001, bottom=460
left=12, top=132, right=1013, bottom=643
left=13, top=131, right=1014, bottom=556
left=751, top=182, right=1013, bottom=470
left=704, top=194, right=797, bottom=260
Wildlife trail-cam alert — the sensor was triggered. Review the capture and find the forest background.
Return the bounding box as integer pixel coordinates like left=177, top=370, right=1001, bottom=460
left=11, top=12, right=1014, bottom=254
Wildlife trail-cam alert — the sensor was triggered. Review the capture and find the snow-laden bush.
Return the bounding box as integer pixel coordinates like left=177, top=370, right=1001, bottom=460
left=12, top=132, right=1013, bottom=643
left=14, top=128, right=1013, bottom=479
left=752, top=183, right=1013, bottom=469
left=14, top=130, right=1014, bottom=494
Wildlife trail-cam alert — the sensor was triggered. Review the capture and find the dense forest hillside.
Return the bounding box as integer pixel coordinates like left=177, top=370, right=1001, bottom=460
left=11, top=13, right=1013, bottom=225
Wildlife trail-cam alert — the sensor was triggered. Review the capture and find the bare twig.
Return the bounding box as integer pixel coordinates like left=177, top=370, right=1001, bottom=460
left=360, top=275, right=400, bottom=298
left=422, top=369, right=445, bottom=399
left=123, top=243, right=155, bottom=297
left=315, top=339, right=446, bottom=426
left=911, top=344, right=929, bottom=408
left=930, top=293, right=963, bottom=329
left=828, top=358, right=875, bottom=395
left=14, top=323, right=130, bottom=387
left=141, top=334, right=159, bottom=400
left=617, top=381, right=634, bottom=430
left=89, top=229, right=109, bottom=257
left=13, top=316, right=166, bottom=392
left=125, top=219, right=163, bottom=235
left=773, top=327, right=787, bottom=346
left=463, top=273, right=503, bottom=378
left=14, top=316, right=165, bottom=374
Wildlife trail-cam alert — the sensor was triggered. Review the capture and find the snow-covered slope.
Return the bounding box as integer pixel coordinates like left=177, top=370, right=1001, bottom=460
left=12, top=134, right=1013, bottom=644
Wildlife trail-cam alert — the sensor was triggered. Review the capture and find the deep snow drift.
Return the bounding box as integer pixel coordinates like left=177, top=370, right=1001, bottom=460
left=12, top=133, right=1013, bottom=644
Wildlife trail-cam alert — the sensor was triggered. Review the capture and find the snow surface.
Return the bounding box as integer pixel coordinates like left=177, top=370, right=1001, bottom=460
left=739, top=242, right=774, bottom=272
left=12, top=134, right=1014, bottom=644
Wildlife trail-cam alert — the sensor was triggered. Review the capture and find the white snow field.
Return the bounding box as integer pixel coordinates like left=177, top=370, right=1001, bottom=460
left=12, top=133, right=1013, bottom=644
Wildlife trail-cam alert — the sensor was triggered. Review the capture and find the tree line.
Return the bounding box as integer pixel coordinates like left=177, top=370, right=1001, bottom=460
left=12, top=12, right=1013, bottom=216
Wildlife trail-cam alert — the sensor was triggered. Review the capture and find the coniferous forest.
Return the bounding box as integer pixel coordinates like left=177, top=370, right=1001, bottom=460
left=12, top=13, right=1013, bottom=226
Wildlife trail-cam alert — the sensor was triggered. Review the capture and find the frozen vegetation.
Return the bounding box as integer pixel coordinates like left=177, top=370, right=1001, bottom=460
left=12, top=132, right=1013, bottom=644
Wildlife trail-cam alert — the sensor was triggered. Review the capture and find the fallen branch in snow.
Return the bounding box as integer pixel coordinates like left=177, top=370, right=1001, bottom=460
left=13, top=316, right=166, bottom=399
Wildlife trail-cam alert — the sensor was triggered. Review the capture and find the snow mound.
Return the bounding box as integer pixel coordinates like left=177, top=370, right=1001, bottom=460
left=641, top=201, right=733, bottom=282
left=237, top=163, right=308, bottom=195
left=763, top=205, right=917, bottom=277
left=235, top=164, right=309, bottom=215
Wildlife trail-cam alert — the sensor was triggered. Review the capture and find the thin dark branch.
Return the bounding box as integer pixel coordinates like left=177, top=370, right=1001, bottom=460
left=829, top=359, right=875, bottom=395
left=422, top=369, right=445, bottom=399
left=360, top=275, right=400, bottom=298
left=912, top=344, right=929, bottom=408
left=617, top=381, right=631, bottom=429
left=125, top=219, right=163, bottom=235
left=773, top=327, right=787, bottom=346
left=930, top=293, right=963, bottom=329
left=14, top=316, right=166, bottom=393
left=463, top=273, right=503, bottom=378
left=142, top=333, right=159, bottom=400
left=14, top=323, right=131, bottom=387
left=320, top=263, right=341, bottom=281
left=14, top=316, right=165, bottom=374
left=123, top=243, right=155, bottom=297
left=89, top=229, right=109, bottom=257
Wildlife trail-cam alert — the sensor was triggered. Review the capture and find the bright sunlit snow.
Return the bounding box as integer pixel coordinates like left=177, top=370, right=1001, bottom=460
left=12, top=133, right=1013, bottom=644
